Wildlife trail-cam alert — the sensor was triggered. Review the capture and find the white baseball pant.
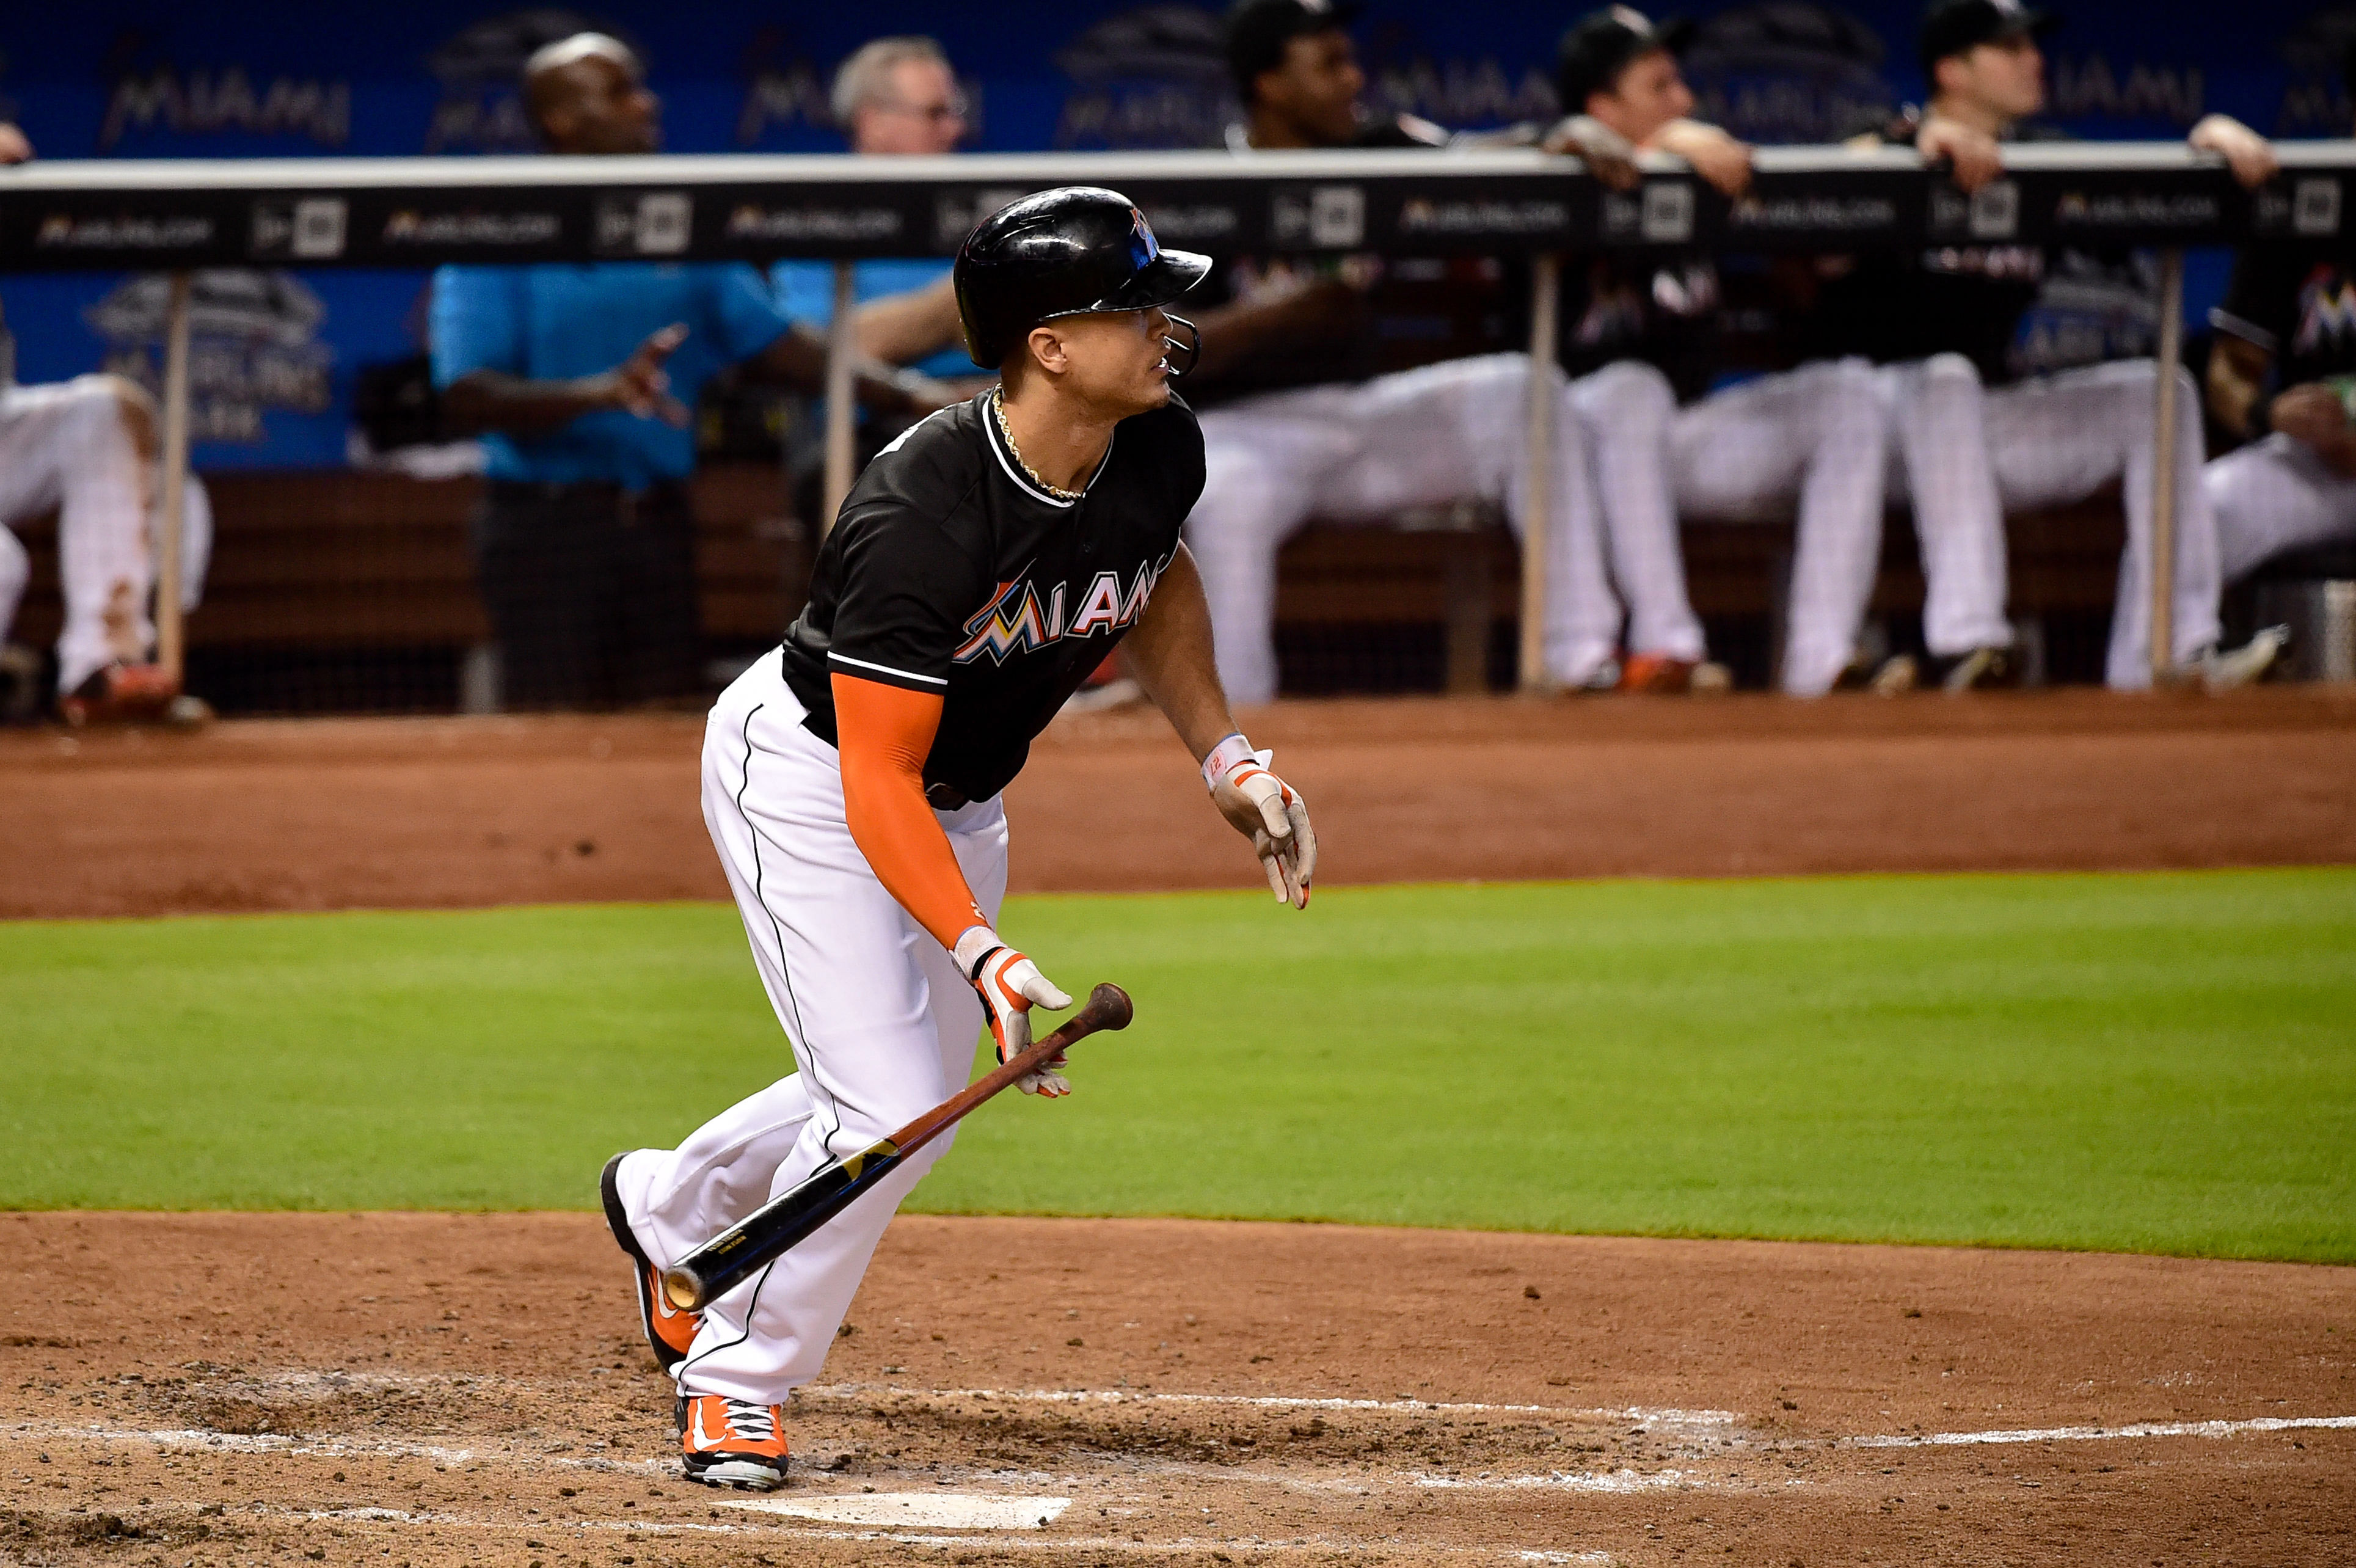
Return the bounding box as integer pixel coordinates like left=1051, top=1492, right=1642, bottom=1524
left=0, top=374, right=211, bottom=691
left=1880, top=356, right=2222, bottom=688
left=607, top=652, right=1007, bottom=1405
left=2203, top=434, right=2356, bottom=582
left=1576, top=357, right=1891, bottom=696
left=1185, top=352, right=1618, bottom=704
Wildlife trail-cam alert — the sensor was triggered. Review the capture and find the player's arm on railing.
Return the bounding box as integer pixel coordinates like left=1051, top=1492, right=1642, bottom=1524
left=2189, top=115, right=2279, bottom=189
left=852, top=274, right=966, bottom=365
left=1647, top=117, right=1752, bottom=197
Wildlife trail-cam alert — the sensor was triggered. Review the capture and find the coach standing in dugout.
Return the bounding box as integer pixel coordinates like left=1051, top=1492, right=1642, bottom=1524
left=432, top=34, right=952, bottom=709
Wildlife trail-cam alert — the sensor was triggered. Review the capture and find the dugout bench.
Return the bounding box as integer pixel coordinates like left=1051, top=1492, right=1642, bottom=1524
left=5, top=472, right=2128, bottom=711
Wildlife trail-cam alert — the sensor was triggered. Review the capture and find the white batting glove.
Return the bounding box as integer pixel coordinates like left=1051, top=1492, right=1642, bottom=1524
left=955, top=926, right=1074, bottom=1096
left=1204, top=735, right=1318, bottom=910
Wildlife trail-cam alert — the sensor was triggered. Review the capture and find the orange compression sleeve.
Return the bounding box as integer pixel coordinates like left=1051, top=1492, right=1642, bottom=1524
left=832, top=671, right=990, bottom=953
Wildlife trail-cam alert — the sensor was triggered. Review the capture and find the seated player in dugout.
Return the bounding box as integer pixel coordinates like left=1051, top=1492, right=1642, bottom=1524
left=0, top=121, right=216, bottom=727
left=2203, top=43, right=2356, bottom=594
left=1824, top=0, right=2283, bottom=692
left=1180, top=0, right=1679, bottom=705
left=1552, top=7, right=1905, bottom=698
left=596, top=189, right=1316, bottom=1493
left=431, top=33, right=958, bottom=710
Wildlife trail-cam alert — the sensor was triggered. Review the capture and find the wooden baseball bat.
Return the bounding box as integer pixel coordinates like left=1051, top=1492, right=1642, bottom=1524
left=657, top=982, right=1134, bottom=1313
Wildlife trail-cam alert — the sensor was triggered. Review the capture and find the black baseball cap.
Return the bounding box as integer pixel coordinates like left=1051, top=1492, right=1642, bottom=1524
left=1919, top=0, right=2059, bottom=76
left=1225, top=0, right=1363, bottom=95
left=1555, top=7, right=1698, bottom=114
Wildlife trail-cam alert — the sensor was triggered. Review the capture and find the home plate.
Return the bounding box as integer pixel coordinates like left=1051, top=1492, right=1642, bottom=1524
left=722, top=1492, right=1072, bottom=1529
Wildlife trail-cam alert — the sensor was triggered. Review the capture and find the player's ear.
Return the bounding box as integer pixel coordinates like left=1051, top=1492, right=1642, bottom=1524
left=1025, top=324, right=1071, bottom=380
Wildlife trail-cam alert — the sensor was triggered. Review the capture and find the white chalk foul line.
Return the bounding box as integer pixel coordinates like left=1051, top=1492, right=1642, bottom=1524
left=1847, top=1414, right=2356, bottom=1449
left=800, top=1383, right=1739, bottom=1426
left=4, top=1423, right=667, bottom=1475
left=722, top=1491, right=1071, bottom=1530
left=1408, top=1468, right=1693, bottom=1493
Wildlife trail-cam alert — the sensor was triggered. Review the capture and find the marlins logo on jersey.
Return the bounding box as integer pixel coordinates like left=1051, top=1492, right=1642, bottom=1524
left=954, top=551, right=1175, bottom=664
left=2292, top=263, right=2356, bottom=357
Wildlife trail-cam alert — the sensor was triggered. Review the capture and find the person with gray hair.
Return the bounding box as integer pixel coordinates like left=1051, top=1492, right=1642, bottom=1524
left=828, top=36, right=966, bottom=153
left=773, top=37, right=976, bottom=405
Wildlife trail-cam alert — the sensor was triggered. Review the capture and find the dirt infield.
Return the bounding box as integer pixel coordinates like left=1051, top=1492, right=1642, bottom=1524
left=2, top=1212, right=2349, bottom=1566
left=8, top=686, right=2355, bottom=919
left=10, top=694, right=2353, bottom=1561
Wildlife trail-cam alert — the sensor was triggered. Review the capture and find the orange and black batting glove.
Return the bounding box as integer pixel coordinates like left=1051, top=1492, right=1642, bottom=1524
left=954, top=925, right=1075, bottom=1096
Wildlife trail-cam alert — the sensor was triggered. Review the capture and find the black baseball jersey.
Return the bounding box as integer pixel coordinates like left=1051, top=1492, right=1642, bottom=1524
left=2212, top=244, right=2356, bottom=389
left=779, top=392, right=1205, bottom=803
left=1803, top=114, right=2156, bottom=384
left=1545, top=250, right=1726, bottom=403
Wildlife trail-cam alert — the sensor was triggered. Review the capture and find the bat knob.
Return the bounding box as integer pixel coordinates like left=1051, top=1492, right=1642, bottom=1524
left=660, top=1265, right=707, bottom=1314
left=1087, top=982, right=1134, bottom=1030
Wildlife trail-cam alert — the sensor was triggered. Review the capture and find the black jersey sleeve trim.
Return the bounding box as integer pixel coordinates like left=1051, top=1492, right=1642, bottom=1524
left=828, top=650, right=950, bottom=690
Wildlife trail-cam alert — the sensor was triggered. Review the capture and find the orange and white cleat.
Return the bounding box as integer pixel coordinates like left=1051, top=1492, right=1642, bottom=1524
left=677, top=1393, right=790, bottom=1490
left=60, top=662, right=182, bottom=727
left=600, top=1153, right=699, bottom=1372
left=1617, top=654, right=1730, bottom=695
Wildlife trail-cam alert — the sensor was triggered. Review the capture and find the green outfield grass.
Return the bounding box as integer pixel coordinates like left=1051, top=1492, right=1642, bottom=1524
left=4, top=869, right=2352, bottom=1261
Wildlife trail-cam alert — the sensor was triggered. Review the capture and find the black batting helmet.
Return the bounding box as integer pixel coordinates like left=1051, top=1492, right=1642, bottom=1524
left=954, top=187, right=1209, bottom=371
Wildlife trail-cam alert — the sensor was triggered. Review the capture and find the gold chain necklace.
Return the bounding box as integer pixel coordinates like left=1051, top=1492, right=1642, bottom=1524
left=990, top=387, right=1085, bottom=503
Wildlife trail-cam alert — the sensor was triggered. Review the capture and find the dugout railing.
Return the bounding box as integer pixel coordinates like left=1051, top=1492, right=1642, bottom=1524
left=9, top=140, right=2356, bottom=696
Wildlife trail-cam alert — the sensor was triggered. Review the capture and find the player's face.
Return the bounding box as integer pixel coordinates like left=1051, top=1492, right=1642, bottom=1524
left=1950, top=35, right=2046, bottom=119
left=1588, top=49, right=1694, bottom=147
left=1045, top=308, right=1177, bottom=416
left=538, top=53, right=662, bottom=154
left=1256, top=30, right=1366, bottom=147
left=854, top=58, right=968, bottom=156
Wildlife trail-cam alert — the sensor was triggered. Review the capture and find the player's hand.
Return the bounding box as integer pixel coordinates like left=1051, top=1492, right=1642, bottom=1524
left=1917, top=115, right=2004, bottom=193
left=1653, top=120, right=1751, bottom=198
left=2270, top=382, right=2347, bottom=446
left=1211, top=751, right=1317, bottom=909
left=2189, top=114, right=2278, bottom=191
left=957, top=928, right=1075, bottom=1096
left=0, top=123, right=32, bottom=164
left=2272, top=383, right=2356, bottom=477
left=1542, top=114, right=1641, bottom=192
left=593, top=323, right=692, bottom=427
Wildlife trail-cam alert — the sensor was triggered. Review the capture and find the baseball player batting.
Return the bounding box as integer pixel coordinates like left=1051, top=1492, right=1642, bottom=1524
left=597, top=186, right=1316, bottom=1492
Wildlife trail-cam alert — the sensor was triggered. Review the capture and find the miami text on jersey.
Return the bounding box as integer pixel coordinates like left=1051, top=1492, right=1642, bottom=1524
left=954, top=551, right=1175, bottom=665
